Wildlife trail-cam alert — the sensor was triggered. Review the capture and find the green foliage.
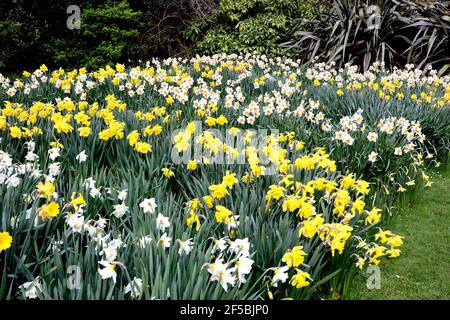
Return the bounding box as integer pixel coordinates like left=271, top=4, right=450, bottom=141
left=0, top=0, right=202, bottom=74
left=45, top=1, right=143, bottom=70
left=186, top=0, right=318, bottom=57
left=283, top=0, right=450, bottom=74
left=0, top=4, right=43, bottom=75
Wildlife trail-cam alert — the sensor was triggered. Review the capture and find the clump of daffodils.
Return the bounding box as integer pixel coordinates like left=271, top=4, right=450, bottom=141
left=1, top=54, right=446, bottom=300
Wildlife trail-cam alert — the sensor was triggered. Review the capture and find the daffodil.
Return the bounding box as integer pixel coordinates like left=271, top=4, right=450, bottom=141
left=222, top=171, right=238, bottom=188
left=187, top=160, right=197, bottom=171
left=0, top=231, right=13, bottom=252
left=158, top=232, right=172, bottom=248
left=209, top=183, right=229, bottom=199
left=39, top=202, right=60, bottom=220
left=139, top=198, right=157, bottom=214
left=206, top=259, right=236, bottom=292
left=266, top=185, right=286, bottom=203
left=177, top=239, right=194, bottom=255
left=282, top=246, right=307, bottom=267
left=290, top=270, right=312, bottom=289
left=36, top=181, right=55, bottom=199
left=299, top=215, right=324, bottom=238
left=162, top=168, right=174, bottom=179
left=366, top=208, right=382, bottom=225
left=156, top=213, right=170, bottom=231
left=271, top=266, right=289, bottom=287
left=215, top=205, right=232, bottom=224
left=98, top=260, right=118, bottom=283
left=124, top=277, right=144, bottom=298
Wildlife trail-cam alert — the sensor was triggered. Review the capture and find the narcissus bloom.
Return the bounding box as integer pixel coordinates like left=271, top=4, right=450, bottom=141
left=139, top=198, right=157, bottom=213
left=39, top=202, right=60, bottom=220
left=215, top=205, right=232, bottom=224
left=368, top=151, right=378, bottom=163
left=156, top=213, right=170, bottom=231
left=386, top=248, right=401, bottom=258
left=158, top=232, right=172, bottom=248
left=70, top=193, right=86, bottom=209
left=37, top=181, right=55, bottom=199
left=134, top=142, right=152, bottom=154
left=367, top=132, right=378, bottom=142
left=282, top=246, right=307, bottom=267
left=206, top=259, right=236, bottom=292
left=19, top=279, right=42, bottom=299
left=209, top=183, right=229, bottom=199
left=112, top=202, right=129, bottom=218
left=76, top=150, right=88, bottom=163
left=299, top=215, right=324, bottom=238
left=10, top=126, right=22, bottom=138
left=0, top=231, right=13, bottom=252
left=124, top=277, right=144, bottom=298
left=365, top=208, right=382, bottom=225
left=271, top=266, right=289, bottom=287
left=162, top=168, right=174, bottom=179
left=98, top=260, right=117, bottom=283
left=266, top=185, right=286, bottom=203
left=78, top=126, right=91, bottom=137
left=222, top=171, right=238, bottom=188
left=177, top=239, right=193, bottom=255
left=187, top=160, right=197, bottom=171
left=236, top=256, right=254, bottom=283
left=290, top=270, right=312, bottom=289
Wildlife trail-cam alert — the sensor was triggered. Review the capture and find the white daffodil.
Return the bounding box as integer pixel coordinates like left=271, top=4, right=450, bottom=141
left=117, top=189, right=128, bottom=201
left=212, top=238, right=228, bottom=253
left=206, top=258, right=236, bottom=292
left=26, top=140, right=36, bottom=152
left=229, top=238, right=251, bottom=257
left=83, top=177, right=97, bottom=190
left=19, top=278, right=42, bottom=299
left=368, top=151, right=378, bottom=163
left=227, top=215, right=240, bottom=229
left=89, top=187, right=102, bottom=198
left=98, top=260, right=118, bottom=283
left=138, top=235, right=152, bottom=248
left=6, top=175, right=20, bottom=188
left=112, top=202, right=129, bottom=218
left=158, top=232, right=172, bottom=248
left=124, top=277, right=144, bottom=298
left=48, top=147, right=60, bottom=161
left=48, top=162, right=61, bottom=177
left=96, top=217, right=108, bottom=229
left=67, top=213, right=85, bottom=233
left=271, top=266, right=289, bottom=287
left=99, top=238, right=123, bottom=262
left=76, top=150, right=88, bottom=163
left=100, top=245, right=119, bottom=262
left=156, top=213, right=170, bottom=231
left=139, top=197, right=157, bottom=214
left=84, top=223, right=98, bottom=237
left=177, top=238, right=193, bottom=255
left=367, top=132, right=378, bottom=142
left=25, top=152, right=39, bottom=162
left=235, top=256, right=254, bottom=284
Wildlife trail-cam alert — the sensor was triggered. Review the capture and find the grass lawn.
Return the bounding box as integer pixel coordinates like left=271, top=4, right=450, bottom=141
left=344, top=170, right=450, bottom=300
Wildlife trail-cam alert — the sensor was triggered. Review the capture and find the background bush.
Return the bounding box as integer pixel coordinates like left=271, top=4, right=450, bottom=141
left=283, top=0, right=450, bottom=74
left=46, top=1, right=143, bottom=70
left=185, top=0, right=318, bottom=57
left=0, top=0, right=449, bottom=75
left=0, top=0, right=204, bottom=73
